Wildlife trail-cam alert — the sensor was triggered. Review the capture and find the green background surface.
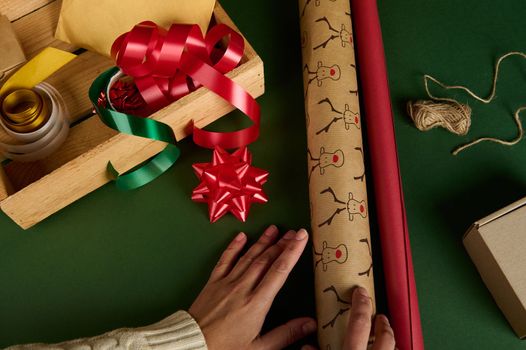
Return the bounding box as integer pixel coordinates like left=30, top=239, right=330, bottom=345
left=1, top=0, right=526, bottom=349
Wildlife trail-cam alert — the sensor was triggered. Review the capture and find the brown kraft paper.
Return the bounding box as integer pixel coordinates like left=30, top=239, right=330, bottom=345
left=298, top=0, right=376, bottom=348
left=0, top=15, right=26, bottom=83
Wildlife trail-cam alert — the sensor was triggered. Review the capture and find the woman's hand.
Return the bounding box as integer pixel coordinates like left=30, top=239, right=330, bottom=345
left=302, top=287, right=395, bottom=350
left=189, top=225, right=317, bottom=350
left=343, top=287, right=395, bottom=350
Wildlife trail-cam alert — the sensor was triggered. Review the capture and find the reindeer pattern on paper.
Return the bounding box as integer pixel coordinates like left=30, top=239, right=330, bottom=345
left=318, top=187, right=367, bottom=227
left=316, top=97, right=361, bottom=134
left=307, top=147, right=345, bottom=182
left=314, top=241, right=348, bottom=271
left=299, top=0, right=375, bottom=348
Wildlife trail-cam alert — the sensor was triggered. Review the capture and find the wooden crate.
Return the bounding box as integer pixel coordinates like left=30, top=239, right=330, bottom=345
left=0, top=0, right=265, bottom=229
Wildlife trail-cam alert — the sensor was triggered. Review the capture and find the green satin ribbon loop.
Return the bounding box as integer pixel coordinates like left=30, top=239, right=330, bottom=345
left=89, top=67, right=180, bottom=190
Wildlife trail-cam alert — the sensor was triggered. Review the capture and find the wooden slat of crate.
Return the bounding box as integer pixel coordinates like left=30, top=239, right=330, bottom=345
left=5, top=115, right=117, bottom=189
left=0, top=0, right=55, bottom=21
left=45, top=52, right=113, bottom=122
left=3, top=162, right=46, bottom=191
left=0, top=167, right=13, bottom=201
left=41, top=117, right=118, bottom=171
left=12, top=0, right=77, bottom=58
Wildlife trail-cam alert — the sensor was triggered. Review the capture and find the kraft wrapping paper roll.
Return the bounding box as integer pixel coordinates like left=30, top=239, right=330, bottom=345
left=298, top=1, right=376, bottom=348
left=351, top=0, right=424, bottom=349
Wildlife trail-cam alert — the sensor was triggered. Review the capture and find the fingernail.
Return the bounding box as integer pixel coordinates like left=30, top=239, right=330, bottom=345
left=235, top=232, right=246, bottom=241
left=283, top=230, right=296, bottom=240
left=354, top=286, right=369, bottom=298
left=264, top=225, right=278, bottom=236
left=302, top=320, right=317, bottom=334
left=380, top=314, right=390, bottom=325
left=296, top=229, right=308, bottom=240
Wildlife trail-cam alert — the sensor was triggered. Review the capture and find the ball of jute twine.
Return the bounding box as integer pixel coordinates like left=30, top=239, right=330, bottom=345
left=407, top=99, right=471, bottom=136
left=407, top=51, right=526, bottom=155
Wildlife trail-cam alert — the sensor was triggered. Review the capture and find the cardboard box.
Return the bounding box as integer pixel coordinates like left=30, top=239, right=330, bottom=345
left=0, top=1, right=264, bottom=229
left=463, top=197, right=526, bottom=339
left=0, top=14, right=26, bottom=81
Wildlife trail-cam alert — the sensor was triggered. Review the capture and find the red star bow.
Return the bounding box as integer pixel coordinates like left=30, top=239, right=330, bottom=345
left=192, top=147, right=269, bottom=223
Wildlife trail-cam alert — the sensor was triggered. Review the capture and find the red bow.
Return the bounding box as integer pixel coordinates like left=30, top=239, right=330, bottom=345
left=192, top=147, right=268, bottom=222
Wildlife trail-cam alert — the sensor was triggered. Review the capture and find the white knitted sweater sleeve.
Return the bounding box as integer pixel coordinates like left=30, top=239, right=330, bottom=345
left=5, top=311, right=207, bottom=350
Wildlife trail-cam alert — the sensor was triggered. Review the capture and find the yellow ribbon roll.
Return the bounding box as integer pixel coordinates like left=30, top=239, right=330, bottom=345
left=0, top=47, right=76, bottom=161
left=1, top=88, right=50, bottom=133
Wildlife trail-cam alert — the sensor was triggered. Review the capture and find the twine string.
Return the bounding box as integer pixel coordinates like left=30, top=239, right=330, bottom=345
left=407, top=51, right=526, bottom=155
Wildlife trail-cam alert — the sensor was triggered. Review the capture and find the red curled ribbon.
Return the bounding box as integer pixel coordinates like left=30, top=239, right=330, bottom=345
left=111, top=21, right=260, bottom=149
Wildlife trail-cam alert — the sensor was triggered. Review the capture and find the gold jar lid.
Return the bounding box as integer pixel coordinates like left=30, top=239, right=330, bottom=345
left=1, top=88, right=50, bottom=133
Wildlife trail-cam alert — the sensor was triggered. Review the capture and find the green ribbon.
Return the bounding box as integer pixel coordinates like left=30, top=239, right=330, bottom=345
left=89, top=67, right=180, bottom=190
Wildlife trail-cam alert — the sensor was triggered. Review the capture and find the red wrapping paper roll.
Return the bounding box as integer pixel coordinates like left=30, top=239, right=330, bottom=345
left=350, top=1, right=425, bottom=349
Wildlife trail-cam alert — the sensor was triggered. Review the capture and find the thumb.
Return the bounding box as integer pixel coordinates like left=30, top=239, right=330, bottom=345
left=255, top=317, right=317, bottom=350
